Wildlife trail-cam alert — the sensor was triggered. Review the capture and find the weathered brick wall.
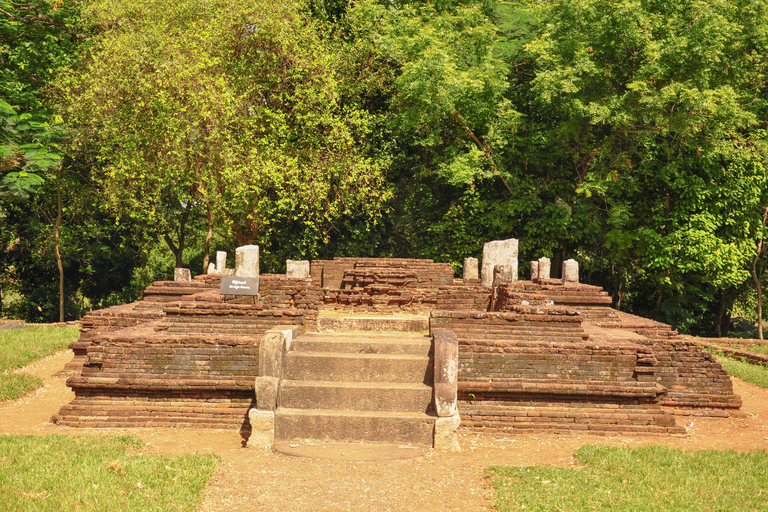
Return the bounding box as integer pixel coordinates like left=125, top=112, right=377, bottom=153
left=580, top=310, right=740, bottom=410
left=310, top=257, right=454, bottom=290
left=494, top=281, right=613, bottom=310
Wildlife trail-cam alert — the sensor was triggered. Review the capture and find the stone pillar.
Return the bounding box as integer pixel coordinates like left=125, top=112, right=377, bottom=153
left=562, top=259, right=579, bottom=284
left=174, top=268, right=191, bottom=282
left=235, top=245, right=259, bottom=278
left=206, top=262, right=216, bottom=275
left=286, top=260, right=310, bottom=278
left=432, top=328, right=461, bottom=452
left=537, top=257, right=551, bottom=280
left=530, top=261, right=539, bottom=280
left=463, top=257, right=479, bottom=281
left=250, top=326, right=298, bottom=449
left=215, top=251, right=227, bottom=274
left=481, top=238, right=518, bottom=288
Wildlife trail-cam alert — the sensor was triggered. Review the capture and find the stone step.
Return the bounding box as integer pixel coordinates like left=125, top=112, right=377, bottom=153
left=278, top=380, right=433, bottom=413
left=317, top=315, right=429, bottom=333
left=291, top=332, right=432, bottom=356
left=274, top=408, right=435, bottom=446
left=282, top=351, right=433, bottom=383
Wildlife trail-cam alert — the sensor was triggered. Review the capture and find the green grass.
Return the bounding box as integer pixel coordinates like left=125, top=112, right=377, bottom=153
left=0, top=434, right=218, bottom=512
left=488, top=445, right=768, bottom=512
left=713, top=353, right=768, bottom=389
left=739, top=344, right=768, bottom=355
left=0, top=325, right=79, bottom=401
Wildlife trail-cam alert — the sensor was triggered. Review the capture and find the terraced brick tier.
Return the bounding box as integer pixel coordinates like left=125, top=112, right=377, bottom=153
left=459, top=400, right=686, bottom=435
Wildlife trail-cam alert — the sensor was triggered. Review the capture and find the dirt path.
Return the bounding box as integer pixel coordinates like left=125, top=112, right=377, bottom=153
left=2, top=351, right=768, bottom=511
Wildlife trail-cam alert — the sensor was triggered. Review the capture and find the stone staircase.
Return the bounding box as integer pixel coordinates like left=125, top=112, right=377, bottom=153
left=273, top=332, right=437, bottom=447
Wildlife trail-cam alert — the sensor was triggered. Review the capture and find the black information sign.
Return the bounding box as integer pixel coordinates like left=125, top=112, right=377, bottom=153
left=220, top=275, right=260, bottom=296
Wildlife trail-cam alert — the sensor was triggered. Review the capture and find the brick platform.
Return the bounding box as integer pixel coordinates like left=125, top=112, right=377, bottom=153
left=58, top=258, right=741, bottom=434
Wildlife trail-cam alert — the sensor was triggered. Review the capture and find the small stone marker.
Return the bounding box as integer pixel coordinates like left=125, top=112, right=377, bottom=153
left=174, top=268, right=191, bottom=282
left=530, top=261, right=539, bottom=280
left=235, top=245, right=259, bottom=278
left=537, top=257, right=551, bottom=280
left=562, top=259, right=579, bottom=284
left=463, top=257, right=479, bottom=281
left=286, top=260, right=310, bottom=278
left=481, top=238, right=518, bottom=287
left=216, top=251, right=227, bottom=273
left=206, top=262, right=216, bottom=275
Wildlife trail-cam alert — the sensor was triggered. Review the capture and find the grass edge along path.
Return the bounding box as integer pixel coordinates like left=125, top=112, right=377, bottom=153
left=488, top=444, right=768, bottom=512
left=0, top=434, right=218, bottom=512
left=707, top=350, right=768, bottom=389
left=0, top=325, right=79, bottom=401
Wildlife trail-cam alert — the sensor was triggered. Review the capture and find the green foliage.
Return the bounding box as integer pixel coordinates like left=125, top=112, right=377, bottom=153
left=489, top=444, right=768, bottom=511
left=523, top=0, right=768, bottom=298
left=0, top=1, right=84, bottom=199
left=60, top=0, right=390, bottom=262
left=0, top=325, right=77, bottom=400
left=0, top=434, right=217, bottom=511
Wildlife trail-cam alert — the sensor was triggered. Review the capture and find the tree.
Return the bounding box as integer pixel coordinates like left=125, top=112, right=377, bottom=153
left=58, top=0, right=390, bottom=267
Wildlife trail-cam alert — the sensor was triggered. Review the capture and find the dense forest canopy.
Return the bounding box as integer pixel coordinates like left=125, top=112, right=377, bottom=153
left=1, top=0, right=768, bottom=337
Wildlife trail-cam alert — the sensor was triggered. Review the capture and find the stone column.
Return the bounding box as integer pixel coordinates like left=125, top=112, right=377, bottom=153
left=286, top=260, right=310, bottom=278
left=530, top=261, right=539, bottom=280
left=481, top=238, right=518, bottom=288
left=537, top=257, right=551, bottom=280
left=463, top=257, right=479, bottom=281
left=235, top=245, right=259, bottom=278
left=174, top=268, right=191, bottom=282
left=562, top=259, right=579, bottom=284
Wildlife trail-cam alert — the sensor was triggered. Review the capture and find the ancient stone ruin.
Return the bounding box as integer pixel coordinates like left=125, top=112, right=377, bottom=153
left=57, top=240, right=740, bottom=450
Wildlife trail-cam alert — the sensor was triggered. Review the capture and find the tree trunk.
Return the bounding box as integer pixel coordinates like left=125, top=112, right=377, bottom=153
left=202, top=200, right=213, bottom=273
left=752, top=206, right=768, bottom=340
left=163, top=200, right=192, bottom=268
left=54, top=162, right=64, bottom=322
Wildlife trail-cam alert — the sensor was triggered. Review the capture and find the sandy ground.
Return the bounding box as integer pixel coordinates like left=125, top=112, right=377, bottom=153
left=2, top=350, right=767, bottom=511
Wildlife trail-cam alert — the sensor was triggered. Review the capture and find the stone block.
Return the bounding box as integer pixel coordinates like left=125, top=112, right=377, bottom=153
left=174, top=268, right=191, bottom=282
left=530, top=261, right=539, bottom=280
left=286, top=260, right=310, bottom=279
left=434, top=328, right=458, bottom=417
left=435, top=382, right=458, bottom=417
left=216, top=251, right=227, bottom=273
left=562, top=259, right=579, bottom=284
left=537, top=257, right=551, bottom=280
left=481, top=239, right=518, bottom=287
left=206, top=262, right=216, bottom=275
left=463, top=257, right=479, bottom=281
left=258, top=332, right=286, bottom=378
left=493, top=265, right=516, bottom=286
left=235, top=245, right=259, bottom=278
left=255, top=376, right=279, bottom=411
left=248, top=409, right=275, bottom=448
left=434, top=414, right=461, bottom=452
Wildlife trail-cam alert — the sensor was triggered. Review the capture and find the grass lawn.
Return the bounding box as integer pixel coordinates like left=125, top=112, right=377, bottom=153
left=0, top=434, right=217, bottom=511
left=488, top=444, right=768, bottom=512
left=0, top=325, right=79, bottom=401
